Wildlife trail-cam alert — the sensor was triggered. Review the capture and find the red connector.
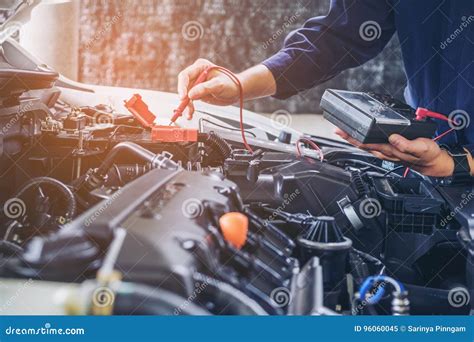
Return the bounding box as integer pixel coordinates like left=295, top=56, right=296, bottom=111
left=151, top=126, right=198, bottom=143
left=124, top=94, right=156, bottom=127
left=415, top=107, right=453, bottom=123
left=124, top=94, right=198, bottom=143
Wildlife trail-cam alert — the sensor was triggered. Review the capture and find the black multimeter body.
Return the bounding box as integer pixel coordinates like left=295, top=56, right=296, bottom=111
left=321, top=89, right=438, bottom=144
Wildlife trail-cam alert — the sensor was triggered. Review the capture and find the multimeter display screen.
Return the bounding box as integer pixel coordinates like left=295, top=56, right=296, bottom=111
left=342, top=92, right=410, bottom=125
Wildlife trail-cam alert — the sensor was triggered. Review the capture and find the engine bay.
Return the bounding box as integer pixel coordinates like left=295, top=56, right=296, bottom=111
left=0, top=38, right=473, bottom=316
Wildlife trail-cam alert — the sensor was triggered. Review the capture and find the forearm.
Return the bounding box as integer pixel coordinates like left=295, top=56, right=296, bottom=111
left=237, top=64, right=276, bottom=100
left=437, top=148, right=474, bottom=177
left=260, top=0, right=396, bottom=99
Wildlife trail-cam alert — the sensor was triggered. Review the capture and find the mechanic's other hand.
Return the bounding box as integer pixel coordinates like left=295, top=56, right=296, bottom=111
left=335, top=129, right=455, bottom=177
left=177, top=58, right=240, bottom=119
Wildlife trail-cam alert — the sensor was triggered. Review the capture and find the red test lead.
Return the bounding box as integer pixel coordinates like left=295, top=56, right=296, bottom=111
left=169, top=66, right=212, bottom=125
left=415, top=107, right=454, bottom=123
left=172, top=65, right=253, bottom=153
left=403, top=107, right=460, bottom=178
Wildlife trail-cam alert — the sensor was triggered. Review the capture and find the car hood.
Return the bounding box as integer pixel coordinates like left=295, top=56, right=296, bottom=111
left=0, top=0, right=41, bottom=43
left=0, top=0, right=308, bottom=147
left=0, top=0, right=329, bottom=150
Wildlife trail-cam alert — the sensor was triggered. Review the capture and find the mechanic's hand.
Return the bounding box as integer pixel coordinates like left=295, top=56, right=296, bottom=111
left=335, top=129, right=455, bottom=177
left=177, top=58, right=240, bottom=119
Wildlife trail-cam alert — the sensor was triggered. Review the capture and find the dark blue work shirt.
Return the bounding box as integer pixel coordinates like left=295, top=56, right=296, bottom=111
left=262, top=0, right=474, bottom=151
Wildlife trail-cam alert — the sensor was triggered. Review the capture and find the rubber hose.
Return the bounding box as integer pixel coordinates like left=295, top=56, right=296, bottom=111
left=96, top=142, right=178, bottom=178
left=204, top=132, right=233, bottom=159
left=13, top=177, right=76, bottom=218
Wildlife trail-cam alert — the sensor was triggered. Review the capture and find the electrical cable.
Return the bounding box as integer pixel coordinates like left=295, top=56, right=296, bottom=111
left=296, top=137, right=324, bottom=162
left=403, top=167, right=410, bottom=178
left=189, top=68, right=327, bottom=157
left=108, top=125, right=144, bottom=141
left=403, top=127, right=457, bottom=178
left=358, top=275, right=405, bottom=305
left=111, top=164, right=124, bottom=186
left=402, top=109, right=460, bottom=178
left=204, top=66, right=253, bottom=153
left=330, top=158, right=389, bottom=173
left=382, top=165, right=405, bottom=177
left=199, top=118, right=257, bottom=138
left=433, top=128, right=456, bottom=142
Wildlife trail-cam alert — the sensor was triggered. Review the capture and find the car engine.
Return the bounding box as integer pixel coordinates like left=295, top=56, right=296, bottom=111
left=0, top=37, right=473, bottom=316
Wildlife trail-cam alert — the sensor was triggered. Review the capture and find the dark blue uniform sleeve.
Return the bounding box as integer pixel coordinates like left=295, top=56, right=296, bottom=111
left=262, top=0, right=397, bottom=99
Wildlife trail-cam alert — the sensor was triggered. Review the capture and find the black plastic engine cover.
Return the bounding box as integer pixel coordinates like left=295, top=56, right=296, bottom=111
left=226, top=152, right=359, bottom=222
left=109, top=169, right=240, bottom=295
left=94, top=168, right=295, bottom=305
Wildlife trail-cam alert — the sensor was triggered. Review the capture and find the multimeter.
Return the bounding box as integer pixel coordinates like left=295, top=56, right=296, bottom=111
left=321, top=89, right=438, bottom=144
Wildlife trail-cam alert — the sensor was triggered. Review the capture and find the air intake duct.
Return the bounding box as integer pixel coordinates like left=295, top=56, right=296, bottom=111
left=297, top=216, right=352, bottom=291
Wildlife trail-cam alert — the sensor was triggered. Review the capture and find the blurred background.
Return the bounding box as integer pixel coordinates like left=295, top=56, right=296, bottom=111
left=4, top=0, right=406, bottom=115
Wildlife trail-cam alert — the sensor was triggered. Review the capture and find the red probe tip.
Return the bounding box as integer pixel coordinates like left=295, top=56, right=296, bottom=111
left=170, top=66, right=212, bottom=125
